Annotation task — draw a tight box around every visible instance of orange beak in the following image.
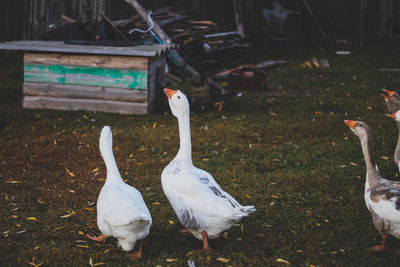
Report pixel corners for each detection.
[382,89,395,100]
[163,88,177,99]
[388,111,397,119]
[344,120,356,129]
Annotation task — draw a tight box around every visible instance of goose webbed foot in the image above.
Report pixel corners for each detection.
[87,234,107,243]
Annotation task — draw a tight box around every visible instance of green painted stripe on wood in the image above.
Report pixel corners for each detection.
[24,64,148,89]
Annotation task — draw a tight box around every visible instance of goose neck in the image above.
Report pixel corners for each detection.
[175,112,193,164]
[359,132,379,180]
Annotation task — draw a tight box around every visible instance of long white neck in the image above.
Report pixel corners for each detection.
[175,111,193,165]
[394,121,400,166]
[100,143,122,184]
[359,131,380,185]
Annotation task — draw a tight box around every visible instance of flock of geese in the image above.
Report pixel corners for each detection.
[85,88,400,258]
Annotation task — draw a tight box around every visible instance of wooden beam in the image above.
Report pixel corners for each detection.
[23,82,147,102]
[24,64,148,89]
[23,96,148,115]
[24,53,148,70]
[233,0,245,38]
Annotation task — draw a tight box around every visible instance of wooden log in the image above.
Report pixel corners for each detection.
[23,96,148,115]
[100,12,129,41]
[23,82,147,102]
[24,64,148,89]
[24,53,148,70]
[213,60,288,80]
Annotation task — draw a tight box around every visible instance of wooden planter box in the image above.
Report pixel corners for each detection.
[0,41,174,115]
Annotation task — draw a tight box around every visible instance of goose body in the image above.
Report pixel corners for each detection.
[345,120,400,250]
[382,89,400,170]
[162,89,255,250]
[88,126,152,258]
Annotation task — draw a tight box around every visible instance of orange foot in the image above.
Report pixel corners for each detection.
[129,240,142,259]
[371,245,386,251]
[201,231,213,252]
[87,234,107,243]
[178,229,191,234]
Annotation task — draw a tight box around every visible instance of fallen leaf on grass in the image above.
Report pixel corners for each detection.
[380,156,390,160]
[350,162,357,166]
[60,214,73,218]
[83,207,94,211]
[103,248,111,254]
[276,258,290,264]
[216,258,230,263]
[153,122,157,128]
[12,215,18,219]
[16,229,27,234]
[65,168,76,177]
[92,167,99,173]
[89,257,93,267]
[52,226,64,232]
[168,220,174,225]
[93,263,106,266]
[272,195,280,199]
[78,231,84,235]
[7,180,22,184]
[26,217,37,221]
[77,245,89,248]
[37,199,45,204]
[152,202,160,205]
[166,258,178,262]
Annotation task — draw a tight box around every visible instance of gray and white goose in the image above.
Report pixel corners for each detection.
[382,89,400,171]
[162,88,255,251]
[345,120,400,250]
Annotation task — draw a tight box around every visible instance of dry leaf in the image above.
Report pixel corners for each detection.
[94,263,106,266]
[34,263,44,267]
[89,257,93,267]
[60,214,72,218]
[12,215,18,219]
[83,207,94,211]
[26,217,37,221]
[216,258,230,263]
[78,231,84,235]
[16,229,27,234]
[202,158,209,161]
[276,258,290,264]
[246,194,252,199]
[350,162,357,166]
[104,248,111,254]
[272,195,280,199]
[166,258,178,262]
[37,199,45,204]
[380,156,390,160]
[152,202,160,205]
[65,168,76,177]
[168,220,174,225]
[77,245,89,248]
[92,167,99,173]
[153,122,157,128]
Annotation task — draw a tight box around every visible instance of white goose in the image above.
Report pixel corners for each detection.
[345,120,400,250]
[87,126,152,258]
[162,88,256,251]
[382,89,400,170]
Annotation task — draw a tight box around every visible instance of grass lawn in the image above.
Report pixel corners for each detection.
[1,40,400,266]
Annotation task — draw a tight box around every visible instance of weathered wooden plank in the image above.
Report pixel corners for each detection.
[24,64,148,89]
[24,53,148,70]
[0,41,176,57]
[23,96,148,115]
[23,82,147,102]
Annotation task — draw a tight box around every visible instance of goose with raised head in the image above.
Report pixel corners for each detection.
[87,126,152,259]
[382,89,400,170]
[162,88,256,251]
[345,120,400,251]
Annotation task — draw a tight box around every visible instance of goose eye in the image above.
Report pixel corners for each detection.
[177,96,181,99]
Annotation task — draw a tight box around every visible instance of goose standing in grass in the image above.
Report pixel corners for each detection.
[162,88,255,251]
[382,89,400,170]
[345,120,400,250]
[87,126,152,259]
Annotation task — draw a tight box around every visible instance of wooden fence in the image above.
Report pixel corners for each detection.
[1,0,398,43]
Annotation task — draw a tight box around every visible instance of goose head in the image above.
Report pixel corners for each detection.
[163,88,189,118]
[388,110,400,121]
[345,120,370,138]
[382,89,400,113]
[99,126,113,155]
